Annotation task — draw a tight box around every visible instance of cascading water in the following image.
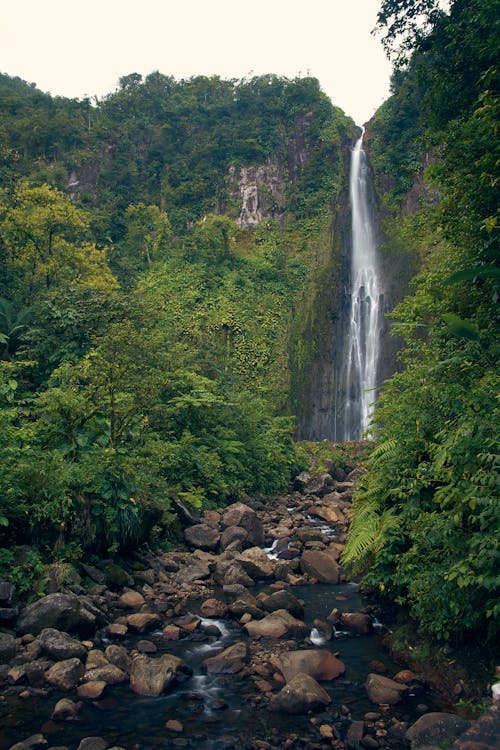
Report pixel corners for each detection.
[340,132,382,440]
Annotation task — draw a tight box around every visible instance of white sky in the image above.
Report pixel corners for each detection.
[1,0,393,125]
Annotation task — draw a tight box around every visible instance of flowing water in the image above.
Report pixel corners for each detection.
[339,133,383,440]
[0,507,443,750]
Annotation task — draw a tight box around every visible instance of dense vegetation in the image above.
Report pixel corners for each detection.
[0,72,356,590]
[343,0,499,643]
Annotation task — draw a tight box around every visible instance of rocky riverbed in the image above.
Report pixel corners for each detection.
[0,467,497,750]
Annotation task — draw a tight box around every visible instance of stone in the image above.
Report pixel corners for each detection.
[103,563,132,588]
[222,502,264,546]
[341,613,372,634]
[365,673,409,705]
[244,609,308,639]
[165,719,184,732]
[277,650,345,682]
[199,598,227,618]
[7,734,48,750]
[202,642,249,674]
[76,739,108,750]
[220,525,250,551]
[77,681,107,699]
[51,698,82,721]
[270,673,331,714]
[130,653,192,696]
[126,612,162,633]
[45,658,85,690]
[17,593,96,637]
[106,623,128,639]
[300,550,340,583]
[163,625,181,641]
[184,524,220,551]
[116,591,145,609]
[393,669,416,683]
[173,614,201,632]
[303,473,335,497]
[0,632,16,663]
[38,628,87,661]
[83,665,127,685]
[347,720,365,748]
[104,644,131,673]
[213,559,253,587]
[405,712,471,748]
[308,504,342,524]
[85,649,108,670]
[237,547,274,580]
[175,562,211,583]
[260,590,304,619]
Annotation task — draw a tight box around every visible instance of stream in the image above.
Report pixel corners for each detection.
[0,505,443,750]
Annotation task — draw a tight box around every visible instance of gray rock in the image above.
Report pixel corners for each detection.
[300,550,340,583]
[365,673,408,705]
[7,734,48,750]
[222,503,264,546]
[45,658,85,690]
[236,547,274,580]
[244,609,308,639]
[270,673,331,714]
[260,590,304,619]
[38,628,87,661]
[347,720,365,749]
[184,524,220,551]
[202,641,249,674]
[0,632,16,663]
[303,473,335,497]
[220,525,250,551]
[17,594,96,637]
[129,654,192,696]
[175,562,211,583]
[405,712,471,748]
[213,559,253,587]
[51,698,82,721]
[83,664,128,685]
[277,649,345,682]
[0,581,16,604]
[76,739,108,750]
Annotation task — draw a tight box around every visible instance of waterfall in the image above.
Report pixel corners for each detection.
[339,133,382,440]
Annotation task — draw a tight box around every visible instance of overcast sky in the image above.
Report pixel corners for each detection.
[1,0,393,125]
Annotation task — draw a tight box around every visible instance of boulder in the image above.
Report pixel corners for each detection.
[7,734,48,750]
[341,613,372,634]
[365,673,409,705]
[106,623,128,639]
[202,641,249,674]
[85,649,108,670]
[17,593,96,637]
[51,697,82,721]
[102,563,133,588]
[0,632,16,663]
[303,473,335,497]
[270,673,331,714]
[405,712,470,749]
[308,504,343,525]
[0,581,16,604]
[277,649,345,682]
[83,665,128,685]
[175,562,211,583]
[244,609,308,639]
[116,591,145,609]
[199,598,227,618]
[129,653,192,696]
[300,550,340,583]
[45,658,85,690]
[126,612,162,633]
[260,590,304,619]
[38,628,87,661]
[76,739,108,750]
[77,680,107,699]
[220,525,250,551]
[184,524,220,551]
[104,644,131,673]
[173,614,201,632]
[213,559,253,587]
[237,547,274,580]
[222,503,264,546]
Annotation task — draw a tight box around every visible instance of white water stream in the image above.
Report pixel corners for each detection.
[341,133,382,440]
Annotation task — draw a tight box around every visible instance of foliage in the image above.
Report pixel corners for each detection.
[344,0,500,643]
